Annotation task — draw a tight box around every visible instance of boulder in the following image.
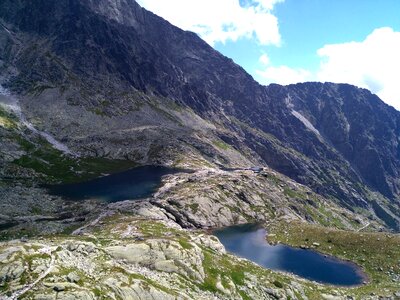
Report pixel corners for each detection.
[66,272,81,283]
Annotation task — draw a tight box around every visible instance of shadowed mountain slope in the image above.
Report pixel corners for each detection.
[0,0,399,229]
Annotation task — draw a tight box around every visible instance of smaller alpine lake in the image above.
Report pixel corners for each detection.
[46,166,182,203]
[214,224,367,286]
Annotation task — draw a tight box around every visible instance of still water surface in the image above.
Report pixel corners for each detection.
[214,224,366,286]
[47,166,181,202]
[48,168,366,286]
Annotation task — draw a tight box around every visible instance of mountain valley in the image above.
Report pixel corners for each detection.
[0,0,400,299]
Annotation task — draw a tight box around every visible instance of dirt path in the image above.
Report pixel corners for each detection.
[6,247,55,300]
[357,222,370,232]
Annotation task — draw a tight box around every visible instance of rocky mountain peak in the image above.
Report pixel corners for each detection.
[1,2,400,299]
[82,0,145,28]
[0,0,399,229]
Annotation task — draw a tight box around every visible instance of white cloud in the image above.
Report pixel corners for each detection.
[316,27,400,109]
[255,0,285,10]
[256,65,312,85]
[136,0,283,46]
[254,27,400,109]
[256,53,311,85]
[259,53,270,65]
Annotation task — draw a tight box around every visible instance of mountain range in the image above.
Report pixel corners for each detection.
[1,0,400,299]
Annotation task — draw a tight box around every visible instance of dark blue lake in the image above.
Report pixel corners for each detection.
[46,166,181,203]
[214,224,366,286]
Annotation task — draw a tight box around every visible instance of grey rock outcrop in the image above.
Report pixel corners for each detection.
[0,0,399,230]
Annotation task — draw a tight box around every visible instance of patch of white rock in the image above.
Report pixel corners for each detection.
[0,84,75,156]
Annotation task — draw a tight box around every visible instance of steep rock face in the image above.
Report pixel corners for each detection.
[0,0,399,226]
[285,82,400,199]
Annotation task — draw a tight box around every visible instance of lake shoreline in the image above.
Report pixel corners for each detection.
[211,223,369,287]
[43,165,188,202]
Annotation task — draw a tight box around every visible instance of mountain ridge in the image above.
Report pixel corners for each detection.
[2,1,400,299]
[0,0,399,228]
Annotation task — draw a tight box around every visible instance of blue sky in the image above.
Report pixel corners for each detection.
[216,0,400,74]
[137,0,400,109]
